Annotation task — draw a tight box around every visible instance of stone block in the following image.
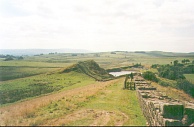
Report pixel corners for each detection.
[163,118,182,126]
[160,103,184,119]
[138,87,157,90]
[159,115,163,125]
[184,106,194,125]
[142,93,150,98]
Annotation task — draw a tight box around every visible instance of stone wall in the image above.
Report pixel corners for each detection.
[134,76,194,126]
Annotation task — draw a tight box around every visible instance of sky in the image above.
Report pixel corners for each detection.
[0,0,194,52]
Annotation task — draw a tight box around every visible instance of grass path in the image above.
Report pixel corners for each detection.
[43,78,146,126]
[0,78,118,126]
[0,77,146,126]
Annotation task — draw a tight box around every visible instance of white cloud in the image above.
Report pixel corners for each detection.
[0,0,194,52]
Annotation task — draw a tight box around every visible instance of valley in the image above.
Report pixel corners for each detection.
[0,51,194,126]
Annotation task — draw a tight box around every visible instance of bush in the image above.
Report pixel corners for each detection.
[157,65,185,80]
[176,79,194,97]
[151,64,159,68]
[157,78,177,87]
[142,71,158,82]
[4,57,14,61]
[158,80,169,87]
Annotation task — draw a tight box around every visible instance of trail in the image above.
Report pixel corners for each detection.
[0,79,119,126]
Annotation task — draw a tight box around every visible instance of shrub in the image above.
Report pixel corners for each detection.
[158,80,169,87]
[142,71,158,82]
[4,57,14,61]
[176,79,194,97]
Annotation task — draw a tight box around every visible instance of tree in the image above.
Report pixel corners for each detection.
[192,60,194,64]
[182,59,186,64]
[173,60,179,66]
[185,59,190,64]
[4,57,14,61]
[129,72,133,81]
[157,64,185,80]
[124,74,129,89]
[142,71,158,82]
[18,56,24,60]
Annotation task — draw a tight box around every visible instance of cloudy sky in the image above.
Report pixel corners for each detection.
[0,0,194,52]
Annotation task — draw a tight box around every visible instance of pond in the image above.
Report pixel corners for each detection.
[109,71,137,77]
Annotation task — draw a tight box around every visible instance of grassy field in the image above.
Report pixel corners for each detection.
[0,78,146,126]
[2,51,194,69]
[184,74,194,83]
[0,66,61,81]
[0,71,95,105]
[1,51,194,81]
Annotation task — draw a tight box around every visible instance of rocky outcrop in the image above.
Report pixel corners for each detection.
[62,60,114,81]
[134,76,194,126]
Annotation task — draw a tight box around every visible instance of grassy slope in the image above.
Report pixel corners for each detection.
[62,60,114,81]
[184,74,194,83]
[0,71,95,105]
[82,78,146,126]
[0,66,60,81]
[145,68,194,101]
[0,59,72,81]
[151,81,194,102]
[0,60,112,105]
[0,78,146,126]
[0,72,96,125]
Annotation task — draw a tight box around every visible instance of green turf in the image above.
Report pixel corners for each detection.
[79,80,146,126]
[184,74,194,83]
[0,71,95,105]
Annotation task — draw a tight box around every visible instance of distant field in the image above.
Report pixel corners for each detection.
[0,71,95,105]
[1,51,194,71]
[0,66,60,81]
[184,74,194,83]
[1,52,194,82]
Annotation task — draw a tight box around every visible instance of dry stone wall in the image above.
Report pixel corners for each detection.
[134,76,194,126]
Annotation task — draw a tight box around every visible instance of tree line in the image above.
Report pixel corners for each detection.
[142,59,194,97]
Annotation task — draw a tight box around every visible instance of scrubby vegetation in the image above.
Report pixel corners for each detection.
[157,65,185,80]
[142,71,158,82]
[176,79,194,97]
[151,59,194,97]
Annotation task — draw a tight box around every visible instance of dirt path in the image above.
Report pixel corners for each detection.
[0,79,119,126]
[46,109,128,126]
